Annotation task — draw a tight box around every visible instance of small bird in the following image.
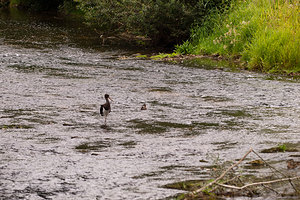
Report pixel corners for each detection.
[141,103,147,110]
[100,94,112,125]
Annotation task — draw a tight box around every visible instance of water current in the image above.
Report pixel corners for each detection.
[0,9,299,200]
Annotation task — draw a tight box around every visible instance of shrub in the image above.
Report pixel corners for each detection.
[74,0,232,46]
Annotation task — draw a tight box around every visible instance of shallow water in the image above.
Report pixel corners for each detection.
[0,9,300,200]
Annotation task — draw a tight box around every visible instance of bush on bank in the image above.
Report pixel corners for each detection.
[9,0,64,11]
[73,0,232,46]
[4,0,232,47]
[176,0,300,74]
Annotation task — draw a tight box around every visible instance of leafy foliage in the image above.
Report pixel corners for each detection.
[10,0,64,11]
[176,0,300,73]
[6,0,232,46]
[74,0,232,46]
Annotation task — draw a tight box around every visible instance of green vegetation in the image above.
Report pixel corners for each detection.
[128,119,197,134]
[3,0,232,46]
[150,53,178,60]
[73,0,232,46]
[75,141,111,152]
[9,0,64,11]
[5,0,78,15]
[2,0,298,73]
[176,0,300,74]
[261,143,299,153]
[128,119,168,134]
[278,144,287,152]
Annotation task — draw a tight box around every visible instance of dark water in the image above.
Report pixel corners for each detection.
[0,9,299,200]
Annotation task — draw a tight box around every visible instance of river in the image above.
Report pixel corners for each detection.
[0,9,299,200]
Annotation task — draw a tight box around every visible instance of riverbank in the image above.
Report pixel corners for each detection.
[135,52,300,80]
[1,0,299,75]
[176,0,299,75]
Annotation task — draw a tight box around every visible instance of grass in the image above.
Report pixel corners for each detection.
[176,0,300,74]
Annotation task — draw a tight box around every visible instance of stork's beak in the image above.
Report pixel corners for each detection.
[109,97,113,102]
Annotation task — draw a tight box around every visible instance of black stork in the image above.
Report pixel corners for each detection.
[100,94,112,125]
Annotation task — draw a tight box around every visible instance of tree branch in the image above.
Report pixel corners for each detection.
[192,148,253,194]
[252,149,298,192]
[216,176,300,190]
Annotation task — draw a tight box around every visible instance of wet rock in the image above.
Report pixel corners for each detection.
[287,159,300,169]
